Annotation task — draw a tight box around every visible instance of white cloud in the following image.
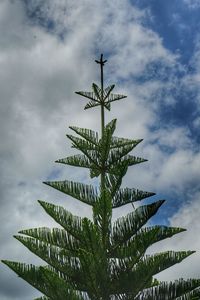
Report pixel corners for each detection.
[180,34,200,107]
[183,0,200,9]
[122,124,200,200]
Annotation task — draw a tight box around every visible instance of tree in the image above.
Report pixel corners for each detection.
[2,54,200,300]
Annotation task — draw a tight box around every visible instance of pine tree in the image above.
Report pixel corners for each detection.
[2,54,200,300]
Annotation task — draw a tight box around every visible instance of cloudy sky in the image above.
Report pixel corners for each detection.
[0,0,200,299]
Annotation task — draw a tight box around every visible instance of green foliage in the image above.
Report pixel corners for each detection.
[2,55,200,299]
[76,82,127,111]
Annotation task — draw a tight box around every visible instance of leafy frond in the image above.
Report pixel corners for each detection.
[1,260,84,300]
[76,84,126,111]
[110,226,186,259]
[111,200,165,245]
[93,189,112,247]
[84,101,102,110]
[55,154,93,168]
[78,248,110,299]
[75,91,99,102]
[14,235,81,280]
[110,136,143,149]
[18,227,81,253]
[106,93,127,104]
[69,126,99,145]
[108,155,147,176]
[80,218,101,254]
[103,101,111,111]
[74,218,111,298]
[38,201,83,241]
[43,180,98,206]
[111,251,195,295]
[99,119,117,163]
[121,155,148,166]
[107,146,139,167]
[67,135,97,151]
[92,83,102,100]
[55,153,101,178]
[75,84,103,111]
[112,188,155,208]
[103,118,117,137]
[134,279,200,300]
[105,168,128,198]
[103,84,115,100]
[84,99,111,111]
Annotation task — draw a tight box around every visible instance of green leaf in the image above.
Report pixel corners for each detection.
[110,136,143,149]
[93,189,112,247]
[103,84,115,101]
[78,220,110,299]
[106,92,127,103]
[103,101,111,111]
[110,226,186,259]
[106,144,147,173]
[43,180,98,206]
[78,248,108,299]
[120,155,148,166]
[75,85,127,111]
[107,145,136,167]
[69,126,99,145]
[84,101,101,110]
[67,135,97,151]
[99,119,117,163]
[76,84,114,111]
[111,200,165,245]
[104,118,117,137]
[14,235,81,280]
[18,227,81,253]
[76,218,110,298]
[75,90,99,102]
[80,218,102,255]
[111,251,195,295]
[105,174,122,196]
[108,156,147,176]
[55,153,101,178]
[38,201,83,241]
[110,161,130,177]
[55,154,92,168]
[92,83,102,100]
[90,166,101,178]
[66,135,100,169]
[105,165,129,198]
[1,260,84,300]
[112,188,155,208]
[134,279,200,300]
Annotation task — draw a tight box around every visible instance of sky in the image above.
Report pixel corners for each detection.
[0,0,200,299]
